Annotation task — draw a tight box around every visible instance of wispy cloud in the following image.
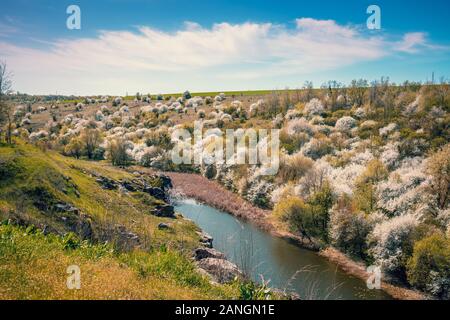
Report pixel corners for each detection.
[0,18,443,94]
[394,32,447,53]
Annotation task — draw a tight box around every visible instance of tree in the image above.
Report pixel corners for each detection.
[308,182,334,243]
[329,196,371,257]
[354,159,388,214]
[274,196,314,242]
[64,137,83,159]
[79,128,102,159]
[407,233,450,299]
[0,61,13,144]
[348,79,368,107]
[274,186,334,244]
[302,81,314,102]
[107,138,131,166]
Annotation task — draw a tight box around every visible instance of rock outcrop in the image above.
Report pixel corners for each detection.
[194,247,225,260]
[197,258,242,284]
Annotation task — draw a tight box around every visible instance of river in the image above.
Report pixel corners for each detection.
[174,198,392,300]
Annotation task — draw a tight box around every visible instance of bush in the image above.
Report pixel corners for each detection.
[335,116,357,132]
[92,147,105,160]
[107,138,132,166]
[64,137,83,159]
[329,196,371,257]
[427,144,450,209]
[274,188,332,243]
[369,214,419,276]
[80,128,102,159]
[183,91,192,100]
[274,196,314,241]
[353,159,388,214]
[407,234,450,299]
[277,153,313,182]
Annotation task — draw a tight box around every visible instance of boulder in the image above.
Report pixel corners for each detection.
[114,225,140,251]
[159,175,173,190]
[197,258,242,284]
[54,203,79,214]
[158,222,170,230]
[120,180,137,192]
[96,177,118,190]
[152,204,175,218]
[143,186,167,201]
[194,247,225,261]
[197,231,213,248]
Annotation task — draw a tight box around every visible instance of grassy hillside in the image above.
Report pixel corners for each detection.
[0,141,196,249]
[0,141,240,299]
[0,223,235,299]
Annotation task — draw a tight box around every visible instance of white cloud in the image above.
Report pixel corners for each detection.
[0,18,439,95]
[395,32,427,53]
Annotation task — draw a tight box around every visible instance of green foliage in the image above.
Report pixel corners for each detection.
[0,156,21,182]
[307,183,334,243]
[407,233,450,298]
[274,183,334,243]
[353,159,388,214]
[238,279,273,300]
[108,138,131,166]
[62,232,81,250]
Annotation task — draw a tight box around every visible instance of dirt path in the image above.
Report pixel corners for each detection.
[132,167,428,300]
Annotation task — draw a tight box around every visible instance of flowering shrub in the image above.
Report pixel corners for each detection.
[329,197,371,257]
[379,123,398,137]
[303,98,324,116]
[286,118,315,136]
[335,116,357,132]
[369,214,419,274]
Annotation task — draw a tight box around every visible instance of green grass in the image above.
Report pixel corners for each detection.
[0,141,248,299]
[0,141,202,251]
[0,223,238,299]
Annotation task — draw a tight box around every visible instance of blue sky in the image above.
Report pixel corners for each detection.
[1,0,449,95]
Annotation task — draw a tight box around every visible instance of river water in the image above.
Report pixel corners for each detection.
[174,198,392,300]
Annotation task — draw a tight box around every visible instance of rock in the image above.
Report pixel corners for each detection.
[197,258,242,284]
[158,222,170,230]
[54,203,79,214]
[159,175,173,190]
[114,225,140,251]
[152,204,175,218]
[194,247,225,261]
[197,231,213,248]
[120,180,137,192]
[143,186,167,201]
